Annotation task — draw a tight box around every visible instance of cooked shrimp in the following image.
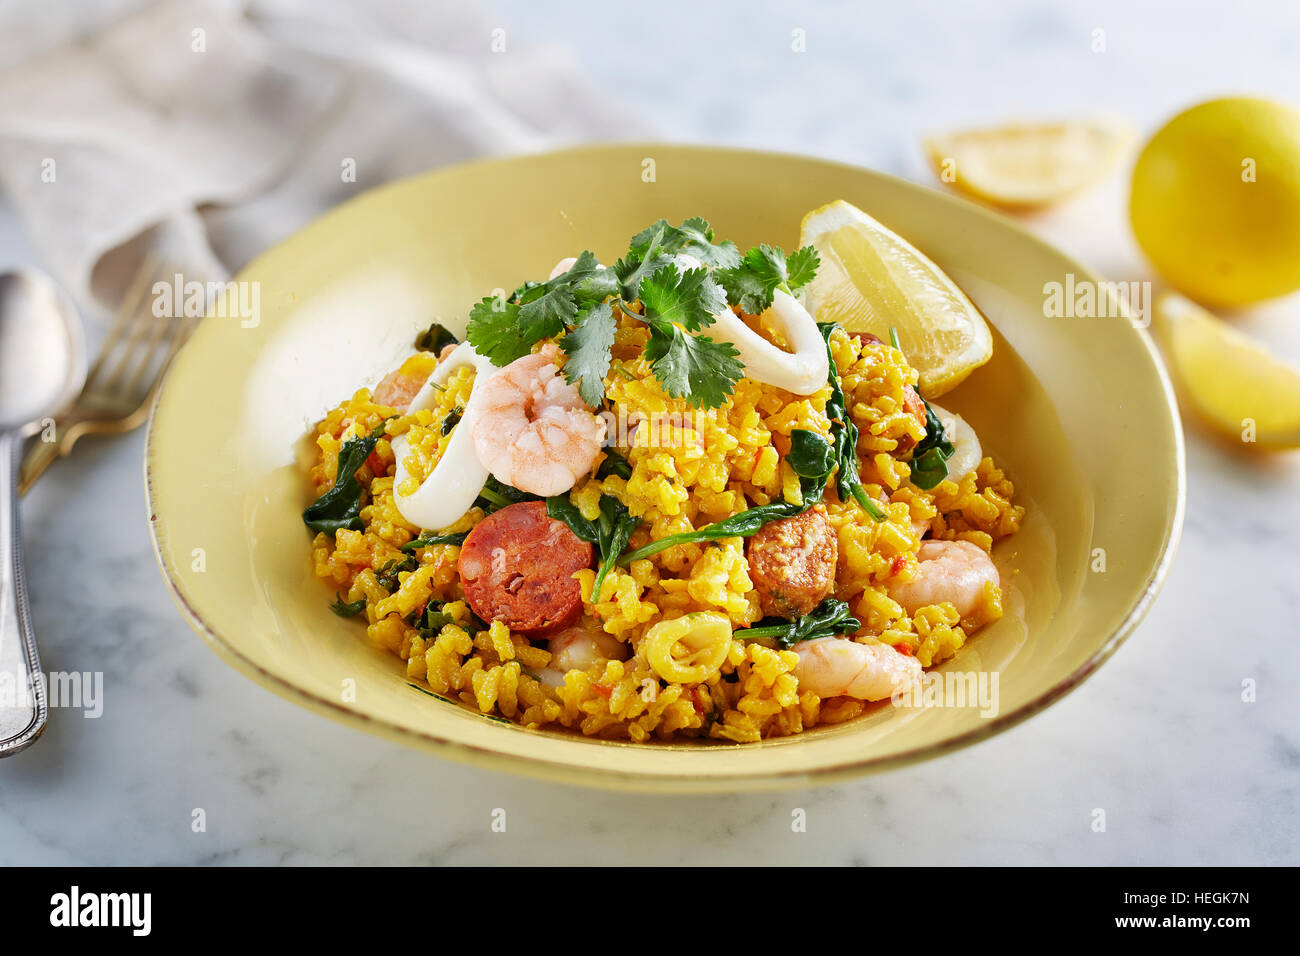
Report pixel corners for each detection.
[887,539,998,620]
[536,619,628,685]
[471,344,606,496]
[372,362,432,411]
[792,637,922,701]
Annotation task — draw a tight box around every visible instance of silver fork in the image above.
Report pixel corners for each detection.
[19,256,196,495]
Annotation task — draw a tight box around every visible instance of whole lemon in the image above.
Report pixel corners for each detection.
[1130,97,1300,308]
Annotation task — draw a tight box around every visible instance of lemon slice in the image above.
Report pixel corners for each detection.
[924,119,1132,209]
[1154,293,1300,448]
[799,199,992,396]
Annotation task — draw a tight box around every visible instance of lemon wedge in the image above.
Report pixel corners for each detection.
[799,199,992,396]
[1154,293,1300,448]
[924,119,1132,210]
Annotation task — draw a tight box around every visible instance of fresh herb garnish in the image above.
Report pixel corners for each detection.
[641,317,744,409]
[329,594,367,617]
[546,494,640,601]
[464,218,792,410]
[401,531,468,552]
[302,420,388,534]
[560,300,617,407]
[628,217,742,270]
[469,251,618,370]
[414,322,458,353]
[716,244,820,315]
[465,296,549,367]
[614,228,746,408]
[909,397,955,490]
[819,323,887,522]
[639,263,728,331]
[507,280,541,304]
[740,598,861,648]
[635,261,745,408]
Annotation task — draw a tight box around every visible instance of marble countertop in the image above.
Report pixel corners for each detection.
[2,0,1298,865]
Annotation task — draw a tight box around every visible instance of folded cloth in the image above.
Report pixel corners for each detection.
[0,0,647,319]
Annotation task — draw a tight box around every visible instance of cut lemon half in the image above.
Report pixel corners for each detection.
[799,199,992,396]
[924,119,1132,210]
[1154,292,1300,449]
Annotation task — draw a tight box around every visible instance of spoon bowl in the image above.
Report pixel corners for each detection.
[0,270,85,432]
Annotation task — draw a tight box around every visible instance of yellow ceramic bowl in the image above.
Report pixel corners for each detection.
[146,145,1184,791]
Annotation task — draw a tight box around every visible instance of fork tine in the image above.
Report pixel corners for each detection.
[120,273,183,398]
[84,251,161,392]
[135,284,199,397]
[97,278,168,394]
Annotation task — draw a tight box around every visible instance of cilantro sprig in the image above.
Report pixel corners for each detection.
[717,244,820,315]
[467,250,615,369]
[464,218,802,410]
[560,301,617,407]
[628,217,742,270]
[632,259,744,408]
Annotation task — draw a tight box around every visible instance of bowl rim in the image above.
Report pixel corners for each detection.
[144,142,1186,792]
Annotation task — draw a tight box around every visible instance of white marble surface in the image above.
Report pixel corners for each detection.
[2,0,1299,865]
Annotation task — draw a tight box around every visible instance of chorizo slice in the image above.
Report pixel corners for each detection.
[457,501,593,633]
[746,505,838,618]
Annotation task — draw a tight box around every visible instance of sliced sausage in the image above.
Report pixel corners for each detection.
[746,506,838,618]
[457,501,593,634]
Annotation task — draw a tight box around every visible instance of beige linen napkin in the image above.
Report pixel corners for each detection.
[0,0,646,318]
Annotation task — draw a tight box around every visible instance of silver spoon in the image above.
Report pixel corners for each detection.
[0,269,85,756]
